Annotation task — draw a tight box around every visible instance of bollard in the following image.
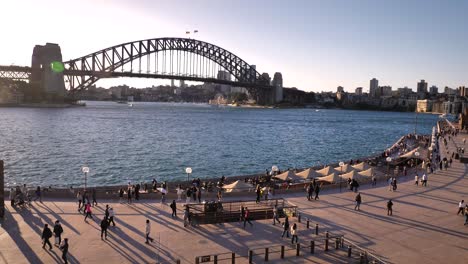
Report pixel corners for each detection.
[360,252,365,264]
[231,252,236,264]
[341,236,345,248]
[325,238,329,251]
[296,243,300,256]
[307,219,310,229]
[214,255,218,264]
[248,250,253,264]
[264,248,269,262]
[176,260,180,264]
[298,213,301,223]
[195,257,200,264]
[347,246,352,257]
[325,231,329,238]
[280,245,285,259]
[315,224,319,235]
[310,240,315,254]
[335,238,339,249]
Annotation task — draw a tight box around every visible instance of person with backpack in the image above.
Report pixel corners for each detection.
[59,238,69,263]
[41,224,53,250]
[53,220,64,246]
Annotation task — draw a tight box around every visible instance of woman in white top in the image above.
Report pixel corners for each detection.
[290,223,298,244]
[414,175,419,186]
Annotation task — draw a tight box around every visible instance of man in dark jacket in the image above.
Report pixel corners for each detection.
[59,238,69,263]
[42,224,53,250]
[170,200,177,218]
[53,220,64,246]
[100,217,109,240]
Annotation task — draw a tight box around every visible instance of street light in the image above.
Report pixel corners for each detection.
[185,167,192,183]
[339,161,344,192]
[415,151,420,176]
[386,157,392,179]
[81,166,90,191]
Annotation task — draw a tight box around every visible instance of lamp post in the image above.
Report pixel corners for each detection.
[185,167,192,183]
[386,157,392,179]
[339,161,344,193]
[81,166,90,191]
[415,151,420,176]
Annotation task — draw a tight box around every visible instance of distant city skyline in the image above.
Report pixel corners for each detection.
[1,0,467,92]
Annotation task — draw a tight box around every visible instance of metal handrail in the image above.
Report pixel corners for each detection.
[342,237,388,264]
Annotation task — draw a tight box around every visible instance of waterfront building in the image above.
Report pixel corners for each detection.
[417,80,428,93]
[459,86,467,97]
[369,78,379,98]
[381,86,392,97]
[429,85,438,95]
[417,99,433,112]
[355,87,363,95]
[337,86,344,93]
[397,87,413,97]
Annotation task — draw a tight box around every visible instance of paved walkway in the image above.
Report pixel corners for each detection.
[1,133,467,264]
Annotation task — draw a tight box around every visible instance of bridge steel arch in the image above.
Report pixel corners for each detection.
[63,38,273,103]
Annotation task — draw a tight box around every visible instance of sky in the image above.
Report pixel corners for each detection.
[1,0,467,92]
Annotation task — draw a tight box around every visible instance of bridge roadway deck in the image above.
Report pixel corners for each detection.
[0,134,467,264]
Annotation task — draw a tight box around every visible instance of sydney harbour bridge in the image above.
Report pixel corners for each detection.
[0,38,285,105]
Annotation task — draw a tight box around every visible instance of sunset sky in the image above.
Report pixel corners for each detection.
[1,0,467,92]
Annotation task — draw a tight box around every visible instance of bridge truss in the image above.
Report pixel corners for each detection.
[0,66,31,82]
[63,38,272,101]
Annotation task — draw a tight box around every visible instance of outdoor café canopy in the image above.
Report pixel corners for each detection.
[316,166,337,176]
[274,170,304,182]
[334,164,356,174]
[316,172,340,183]
[398,147,428,160]
[296,168,321,180]
[352,162,371,171]
[222,180,253,193]
[357,168,374,178]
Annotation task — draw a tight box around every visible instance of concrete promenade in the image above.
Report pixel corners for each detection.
[1,133,467,264]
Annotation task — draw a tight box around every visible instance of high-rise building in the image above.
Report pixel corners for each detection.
[381,86,392,97]
[459,86,467,97]
[370,78,379,98]
[272,72,283,103]
[355,87,363,95]
[429,85,438,95]
[444,86,457,95]
[417,80,428,93]
[337,86,344,93]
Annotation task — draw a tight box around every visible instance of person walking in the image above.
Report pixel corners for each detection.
[127,187,132,204]
[170,200,177,218]
[281,217,290,238]
[314,184,321,200]
[100,217,108,240]
[34,186,42,202]
[9,188,15,207]
[186,187,192,204]
[197,187,202,203]
[92,188,97,207]
[290,223,298,244]
[355,193,362,211]
[240,205,245,223]
[392,178,397,191]
[183,205,190,227]
[84,202,93,221]
[59,238,69,264]
[176,185,183,201]
[108,207,116,226]
[464,205,468,225]
[414,175,419,186]
[105,204,110,221]
[273,204,281,225]
[457,200,465,215]
[118,188,124,203]
[77,191,82,212]
[145,219,154,244]
[42,224,53,250]
[388,177,393,191]
[422,174,428,187]
[243,207,253,228]
[255,185,261,204]
[53,220,64,246]
[307,183,313,201]
[387,199,394,216]
[371,175,377,187]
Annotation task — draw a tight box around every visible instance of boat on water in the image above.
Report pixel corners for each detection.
[128,103,133,107]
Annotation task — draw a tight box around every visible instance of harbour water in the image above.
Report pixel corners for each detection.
[0,101,438,188]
